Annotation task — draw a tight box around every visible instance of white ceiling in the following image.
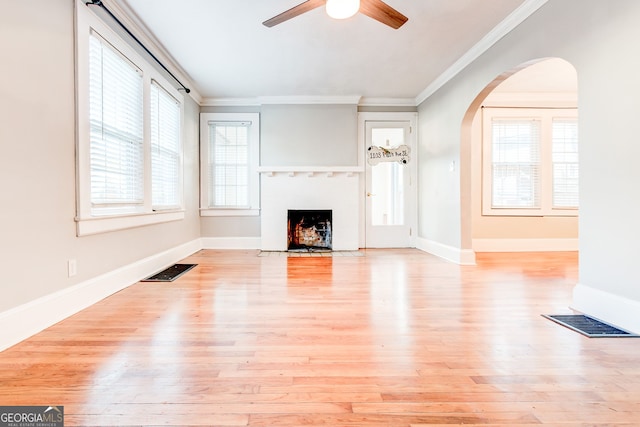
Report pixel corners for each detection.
[120,0,532,103]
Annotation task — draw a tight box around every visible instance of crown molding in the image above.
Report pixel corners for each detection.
[201,96,420,107]
[414,0,549,106]
[200,98,262,107]
[101,0,203,104]
[202,95,362,106]
[258,95,362,105]
[358,97,417,107]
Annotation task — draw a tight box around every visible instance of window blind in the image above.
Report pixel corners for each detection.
[552,119,579,208]
[150,81,181,209]
[209,122,250,208]
[491,119,541,208]
[89,32,144,209]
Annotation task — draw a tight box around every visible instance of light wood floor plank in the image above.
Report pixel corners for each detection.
[2,249,640,426]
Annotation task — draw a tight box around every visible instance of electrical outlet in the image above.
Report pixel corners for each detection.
[68,259,77,277]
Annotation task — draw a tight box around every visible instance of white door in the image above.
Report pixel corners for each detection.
[364,120,414,248]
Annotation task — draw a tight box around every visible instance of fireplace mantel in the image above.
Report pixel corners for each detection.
[258,166,363,177]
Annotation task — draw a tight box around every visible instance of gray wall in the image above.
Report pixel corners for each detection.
[261,104,358,167]
[0,0,201,313]
[199,103,359,238]
[417,0,640,301]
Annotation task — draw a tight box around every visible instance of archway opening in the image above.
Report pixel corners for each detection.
[461,58,578,253]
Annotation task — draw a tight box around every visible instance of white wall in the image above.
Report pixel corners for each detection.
[417,0,640,331]
[0,0,201,339]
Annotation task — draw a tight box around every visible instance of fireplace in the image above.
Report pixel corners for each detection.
[288,210,332,251]
[260,169,359,251]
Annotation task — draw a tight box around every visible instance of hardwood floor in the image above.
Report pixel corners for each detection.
[1,249,639,426]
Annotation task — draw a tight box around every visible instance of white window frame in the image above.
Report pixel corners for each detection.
[75,0,184,236]
[200,113,260,216]
[482,107,578,217]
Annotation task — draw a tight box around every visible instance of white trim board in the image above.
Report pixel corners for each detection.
[473,238,579,252]
[0,239,202,352]
[415,237,477,265]
[572,283,640,335]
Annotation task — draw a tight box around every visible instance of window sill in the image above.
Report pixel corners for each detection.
[200,208,260,217]
[76,210,185,236]
[481,208,578,217]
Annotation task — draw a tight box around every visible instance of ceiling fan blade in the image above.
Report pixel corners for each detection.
[263,0,326,27]
[359,0,408,29]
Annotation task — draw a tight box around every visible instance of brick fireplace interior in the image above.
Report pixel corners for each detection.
[287,209,332,251]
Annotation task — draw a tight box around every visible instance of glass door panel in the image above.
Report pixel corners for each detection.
[365,122,411,247]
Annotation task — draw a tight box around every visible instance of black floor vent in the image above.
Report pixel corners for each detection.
[142,264,197,282]
[543,314,639,338]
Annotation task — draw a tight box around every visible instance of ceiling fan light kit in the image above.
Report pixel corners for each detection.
[262,0,407,29]
[325,0,360,20]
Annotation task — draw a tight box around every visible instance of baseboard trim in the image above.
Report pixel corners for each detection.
[472,238,579,252]
[201,237,261,249]
[415,237,476,265]
[571,283,640,335]
[0,238,202,352]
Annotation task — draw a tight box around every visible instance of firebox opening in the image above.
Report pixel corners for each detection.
[287,210,332,252]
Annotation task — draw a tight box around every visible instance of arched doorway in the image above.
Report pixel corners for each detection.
[460,58,578,253]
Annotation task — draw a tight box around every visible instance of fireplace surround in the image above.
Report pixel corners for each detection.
[260,168,360,251]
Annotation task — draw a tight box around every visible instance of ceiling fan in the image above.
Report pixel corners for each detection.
[263,0,408,29]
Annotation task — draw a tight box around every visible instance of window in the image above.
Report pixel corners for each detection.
[89,32,144,213]
[489,119,540,209]
[76,1,184,235]
[200,113,260,216]
[482,108,578,216]
[552,118,579,208]
[150,81,182,209]
[210,122,250,207]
